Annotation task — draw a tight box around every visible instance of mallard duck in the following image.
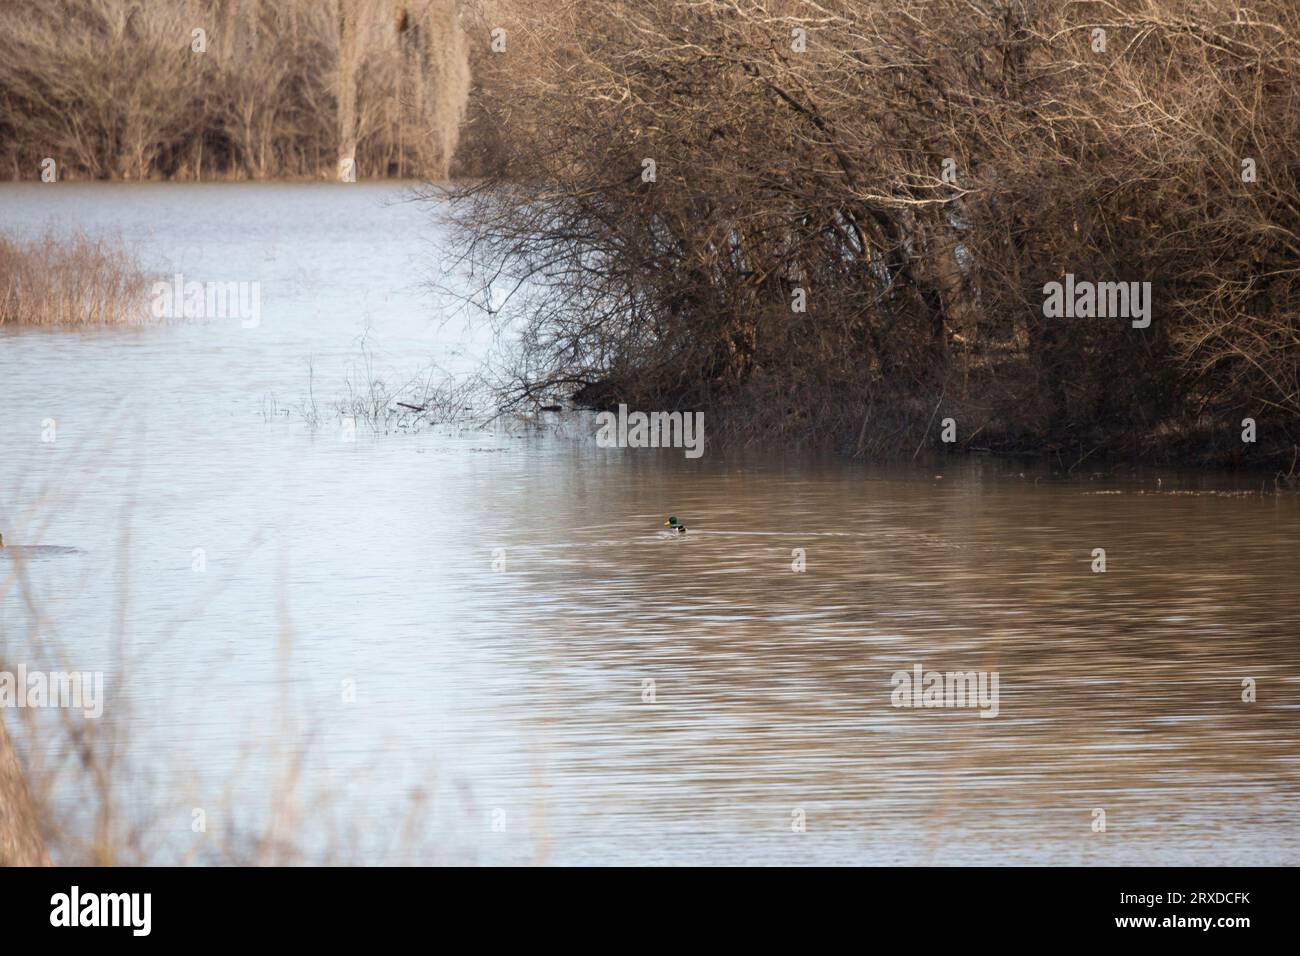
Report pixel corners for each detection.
[663,516,687,534]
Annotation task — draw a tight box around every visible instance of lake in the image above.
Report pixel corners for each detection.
[1,183,1297,865]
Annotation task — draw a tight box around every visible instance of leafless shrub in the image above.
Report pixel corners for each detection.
[443,0,1299,465]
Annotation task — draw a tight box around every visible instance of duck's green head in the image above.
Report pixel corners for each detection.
[664,516,681,527]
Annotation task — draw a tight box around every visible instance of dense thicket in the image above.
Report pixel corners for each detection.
[447,0,1299,467]
[0,0,469,180]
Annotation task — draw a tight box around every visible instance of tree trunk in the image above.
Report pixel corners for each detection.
[337,0,359,178]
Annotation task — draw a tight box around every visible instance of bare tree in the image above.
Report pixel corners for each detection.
[444,0,1298,463]
[0,0,472,181]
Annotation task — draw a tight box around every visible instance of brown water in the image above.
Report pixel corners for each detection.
[1,184,1297,864]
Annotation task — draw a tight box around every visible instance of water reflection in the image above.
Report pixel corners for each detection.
[1,184,1297,864]
[458,453,1300,864]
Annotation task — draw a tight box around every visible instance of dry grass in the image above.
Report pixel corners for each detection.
[0,714,50,865]
[0,424,499,866]
[0,507,451,866]
[0,233,150,327]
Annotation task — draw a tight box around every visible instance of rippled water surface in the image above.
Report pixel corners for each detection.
[2,184,1297,864]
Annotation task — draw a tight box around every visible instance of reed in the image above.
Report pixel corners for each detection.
[0,233,150,327]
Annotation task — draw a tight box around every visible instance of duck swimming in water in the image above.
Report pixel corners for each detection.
[663,516,687,534]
